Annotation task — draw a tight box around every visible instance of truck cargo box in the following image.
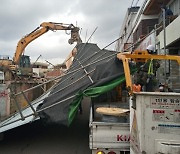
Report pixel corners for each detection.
[89,102,130,154]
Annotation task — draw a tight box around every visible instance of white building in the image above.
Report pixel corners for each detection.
[116,7,140,52]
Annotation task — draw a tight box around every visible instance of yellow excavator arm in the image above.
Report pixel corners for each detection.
[13,22,82,64]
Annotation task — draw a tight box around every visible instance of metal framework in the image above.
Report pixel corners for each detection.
[117,50,180,95]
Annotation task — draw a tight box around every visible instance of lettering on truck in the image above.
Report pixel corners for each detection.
[117,134,130,142]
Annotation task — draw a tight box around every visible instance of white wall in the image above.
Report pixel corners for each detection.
[158,15,180,49]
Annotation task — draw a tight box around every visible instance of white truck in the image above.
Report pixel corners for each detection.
[89,51,180,154]
[89,91,180,154]
[130,92,180,154]
[89,89,130,154]
[116,50,180,154]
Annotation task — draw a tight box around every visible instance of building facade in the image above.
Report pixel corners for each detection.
[115,7,140,52]
[117,0,180,91]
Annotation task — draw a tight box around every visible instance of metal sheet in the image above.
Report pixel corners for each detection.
[0,91,50,133]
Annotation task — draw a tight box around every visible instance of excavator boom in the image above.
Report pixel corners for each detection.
[13,22,82,64]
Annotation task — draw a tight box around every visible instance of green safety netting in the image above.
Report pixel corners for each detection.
[68,75,125,125]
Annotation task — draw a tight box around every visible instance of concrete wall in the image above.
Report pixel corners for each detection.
[0,71,4,81]
[9,81,45,114]
[0,84,10,120]
[169,57,180,91]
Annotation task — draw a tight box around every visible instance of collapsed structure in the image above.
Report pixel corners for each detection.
[1,0,180,153]
[0,43,129,130]
[38,43,127,126]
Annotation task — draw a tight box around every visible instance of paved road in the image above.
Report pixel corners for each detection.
[0,98,91,154]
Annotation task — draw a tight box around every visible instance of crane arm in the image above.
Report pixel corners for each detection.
[117,51,180,95]
[13,22,82,64]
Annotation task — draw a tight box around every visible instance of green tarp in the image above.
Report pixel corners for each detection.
[68,75,126,125]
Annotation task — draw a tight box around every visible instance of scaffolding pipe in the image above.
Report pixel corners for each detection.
[163,8,167,84]
[14,52,117,97]
[75,58,94,83]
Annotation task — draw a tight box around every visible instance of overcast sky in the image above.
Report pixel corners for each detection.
[0,0,143,65]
